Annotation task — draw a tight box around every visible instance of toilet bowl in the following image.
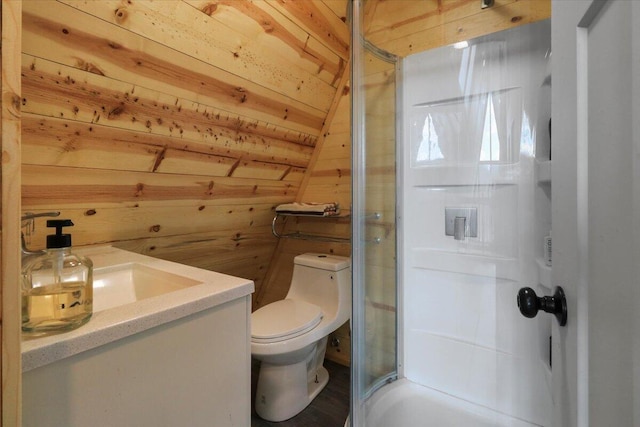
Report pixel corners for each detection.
[251,253,351,422]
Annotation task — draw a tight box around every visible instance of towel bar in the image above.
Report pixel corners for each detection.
[271,213,382,244]
[271,213,351,243]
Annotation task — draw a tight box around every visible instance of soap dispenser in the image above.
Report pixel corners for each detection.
[21,219,93,335]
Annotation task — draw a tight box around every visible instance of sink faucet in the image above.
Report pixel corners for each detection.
[21,211,61,261]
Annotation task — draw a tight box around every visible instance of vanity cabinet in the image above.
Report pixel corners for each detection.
[23,295,251,427]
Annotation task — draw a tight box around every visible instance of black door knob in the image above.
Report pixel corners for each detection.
[517,286,567,326]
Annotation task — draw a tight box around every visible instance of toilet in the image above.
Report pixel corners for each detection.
[251,253,351,422]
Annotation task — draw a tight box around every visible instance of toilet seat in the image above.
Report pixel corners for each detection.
[252,299,323,344]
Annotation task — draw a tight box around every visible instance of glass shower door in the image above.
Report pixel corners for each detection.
[351,0,399,422]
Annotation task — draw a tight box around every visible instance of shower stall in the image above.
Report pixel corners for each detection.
[351,1,556,425]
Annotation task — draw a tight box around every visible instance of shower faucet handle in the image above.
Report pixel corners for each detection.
[445,207,477,239]
[453,216,466,240]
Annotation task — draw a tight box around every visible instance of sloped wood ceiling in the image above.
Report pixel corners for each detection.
[21,0,350,295]
[364,0,550,57]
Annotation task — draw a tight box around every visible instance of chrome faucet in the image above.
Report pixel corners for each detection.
[21,211,60,261]
[453,216,466,241]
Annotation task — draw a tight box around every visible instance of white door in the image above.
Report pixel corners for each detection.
[552,1,640,426]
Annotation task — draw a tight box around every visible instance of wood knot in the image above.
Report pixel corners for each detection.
[114,8,128,24]
[108,104,125,119]
[62,141,76,153]
[75,58,106,76]
[261,21,275,33]
[149,224,161,233]
[10,94,21,111]
[84,209,97,216]
[511,16,523,23]
[201,2,218,16]
[151,147,167,172]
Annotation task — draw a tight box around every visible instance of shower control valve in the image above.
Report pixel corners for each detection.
[445,207,478,240]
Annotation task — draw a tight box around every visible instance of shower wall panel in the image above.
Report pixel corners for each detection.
[401,21,552,426]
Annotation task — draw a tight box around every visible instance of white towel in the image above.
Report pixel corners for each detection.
[276,202,339,216]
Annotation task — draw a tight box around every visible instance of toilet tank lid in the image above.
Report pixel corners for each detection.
[294,253,350,271]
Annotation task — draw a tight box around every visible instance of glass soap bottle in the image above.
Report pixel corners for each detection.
[22,219,93,335]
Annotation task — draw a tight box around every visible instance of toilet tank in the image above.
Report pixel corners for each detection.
[286,253,351,320]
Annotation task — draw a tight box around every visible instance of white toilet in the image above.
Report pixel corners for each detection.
[251,253,351,422]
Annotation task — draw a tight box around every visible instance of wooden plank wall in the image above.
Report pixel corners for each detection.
[255,65,352,308]
[254,64,352,365]
[253,0,351,366]
[2,1,23,425]
[20,0,349,303]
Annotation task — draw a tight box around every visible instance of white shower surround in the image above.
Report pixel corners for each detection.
[400,20,553,426]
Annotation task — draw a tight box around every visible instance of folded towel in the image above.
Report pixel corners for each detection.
[276,202,340,216]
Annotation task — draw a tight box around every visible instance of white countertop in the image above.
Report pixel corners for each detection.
[22,246,254,372]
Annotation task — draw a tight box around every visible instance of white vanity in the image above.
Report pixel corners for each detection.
[22,246,253,427]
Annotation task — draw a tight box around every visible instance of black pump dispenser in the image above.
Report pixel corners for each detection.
[22,218,93,334]
[46,219,74,249]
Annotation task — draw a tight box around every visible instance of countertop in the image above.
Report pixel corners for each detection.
[22,245,254,372]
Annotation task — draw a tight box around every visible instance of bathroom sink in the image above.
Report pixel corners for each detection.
[22,245,254,375]
[92,263,203,312]
[22,245,254,427]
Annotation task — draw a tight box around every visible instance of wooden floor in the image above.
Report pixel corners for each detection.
[251,359,350,427]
